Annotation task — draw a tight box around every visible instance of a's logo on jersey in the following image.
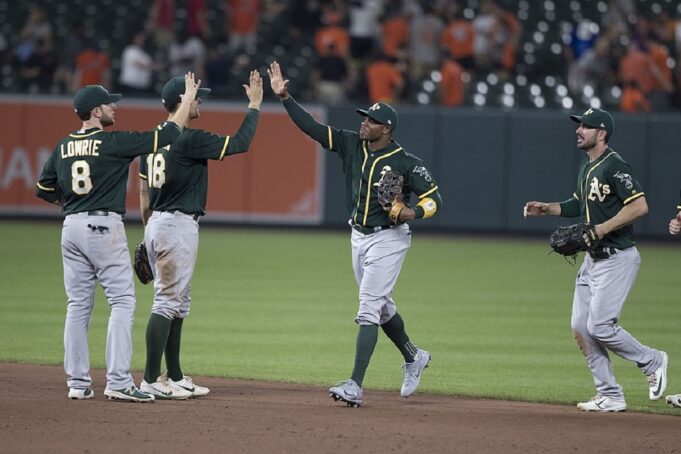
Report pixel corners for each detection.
[613,171,634,190]
[373,166,393,187]
[369,103,381,111]
[412,166,432,183]
[588,177,610,202]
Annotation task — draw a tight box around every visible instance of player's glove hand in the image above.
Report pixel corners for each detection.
[377,170,406,224]
[134,242,154,285]
[549,223,599,258]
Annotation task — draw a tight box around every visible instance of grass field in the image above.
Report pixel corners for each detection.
[1,221,679,414]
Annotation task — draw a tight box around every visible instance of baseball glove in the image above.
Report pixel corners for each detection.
[133,242,153,285]
[377,170,406,224]
[549,223,599,257]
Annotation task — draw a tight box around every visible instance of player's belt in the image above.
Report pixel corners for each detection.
[352,223,392,235]
[589,247,618,260]
[87,210,109,216]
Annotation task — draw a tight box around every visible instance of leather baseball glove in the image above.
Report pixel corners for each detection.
[133,242,154,285]
[377,170,406,224]
[549,223,599,257]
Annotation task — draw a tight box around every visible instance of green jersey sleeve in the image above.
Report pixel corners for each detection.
[607,161,644,205]
[403,157,442,219]
[36,148,61,204]
[109,121,181,158]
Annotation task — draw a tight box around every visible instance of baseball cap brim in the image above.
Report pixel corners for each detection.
[569,114,599,128]
[356,108,384,124]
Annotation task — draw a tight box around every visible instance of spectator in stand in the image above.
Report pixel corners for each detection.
[225,0,262,55]
[439,51,465,107]
[54,22,85,94]
[619,42,672,111]
[365,51,404,103]
[568,37,611,98]
[472,0,498,71]
[314,8,349,58]
[380,9,410,60]
[169,30,206,80]
[71,42,112,93]
[19,38,56,94]
[187,0,211,42]
[620,81,651,113]
[118,32,155,97]
[408,4,444,82]
[205,44,232,96]
[440,3,475,71]
[147,0,176,50]
[646,37,673,111]
[16,6,53,64]
[311,42,348,106]
[494,3,520,80]
[348,0,384,61]
[289,0,324,39]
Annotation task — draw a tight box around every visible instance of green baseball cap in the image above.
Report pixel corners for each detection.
[569,107,614,138]
[73,85,122,113]
[356,102,399,131]
[161,77,211,105]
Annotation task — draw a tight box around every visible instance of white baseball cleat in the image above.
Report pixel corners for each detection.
[141,376,192,400]
[68,387,94,400]
[577,395,626,412]
[167,375,210,397]
[329,379,363,407]
[665,394,681,408]
[647,351,668,400]
[401,349,431,397]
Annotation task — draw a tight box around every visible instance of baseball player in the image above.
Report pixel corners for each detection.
[665,195,681,408]
[137,70,263,399]
[524,107,668,412]
[268,61,442,407]
[36,74,199,402]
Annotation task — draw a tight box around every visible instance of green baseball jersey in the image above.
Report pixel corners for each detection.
[139,110,259,215]
[562,148,644,249]
[36,122,181,214]
[282,97,442,227]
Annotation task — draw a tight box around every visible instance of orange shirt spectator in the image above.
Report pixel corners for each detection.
[647,41,672,90]
[440,19,474,62]
[440,58,465,107]
[619,45,657,94]
[382,15,409,58]
[498,9,520,71]
[72,46,111,91]
[366,58,404,103]
[315,26,350,57]
[227,0,261,34]
[620,83,651,112]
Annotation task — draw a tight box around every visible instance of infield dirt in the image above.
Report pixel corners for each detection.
[1,362,679,454]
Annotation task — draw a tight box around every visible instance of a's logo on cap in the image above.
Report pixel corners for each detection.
[369,103,381,111]
[584,108,594,115]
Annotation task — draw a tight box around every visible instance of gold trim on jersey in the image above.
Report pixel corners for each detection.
[153,130,159,153]
[69,130,103,139]
[417,197,437,218]
[353,142,370,224]
[623,192,645,205]
[361,146,403,225]
[327,126,333,150]
[36,182,55,191]
[418,186,439,199]
[139,173,148,180]
[219,136,231,160]
[580,151,615,224]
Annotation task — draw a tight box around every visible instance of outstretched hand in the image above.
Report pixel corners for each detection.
[523,201,549,218]
[243,69,263,109]
[182,71,201,102]
[267,61,289,99]
[670,212,681,235]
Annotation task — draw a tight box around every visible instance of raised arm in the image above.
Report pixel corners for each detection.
[168,71,201,130]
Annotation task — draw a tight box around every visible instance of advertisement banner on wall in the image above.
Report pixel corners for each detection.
[0,96,324,224]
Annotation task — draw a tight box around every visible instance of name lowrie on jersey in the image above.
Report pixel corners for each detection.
[61,139,102,158]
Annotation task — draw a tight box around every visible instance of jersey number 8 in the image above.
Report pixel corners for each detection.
[146,154,166,189]
[71,160,93,195]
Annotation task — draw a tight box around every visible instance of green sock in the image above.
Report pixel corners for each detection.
[381,313,417,362]
[165,318,184,381]
[144,313,172,383]
[350,324,378,387]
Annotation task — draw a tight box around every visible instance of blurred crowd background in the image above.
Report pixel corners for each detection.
[2,0,681,112]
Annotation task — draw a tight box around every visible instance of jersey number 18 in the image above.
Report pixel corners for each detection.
[146,154,166,189]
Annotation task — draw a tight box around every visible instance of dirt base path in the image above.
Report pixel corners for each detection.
[1,363,678,454]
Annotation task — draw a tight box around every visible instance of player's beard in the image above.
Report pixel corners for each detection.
[577,134,597,150]
[101,115,114,127]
